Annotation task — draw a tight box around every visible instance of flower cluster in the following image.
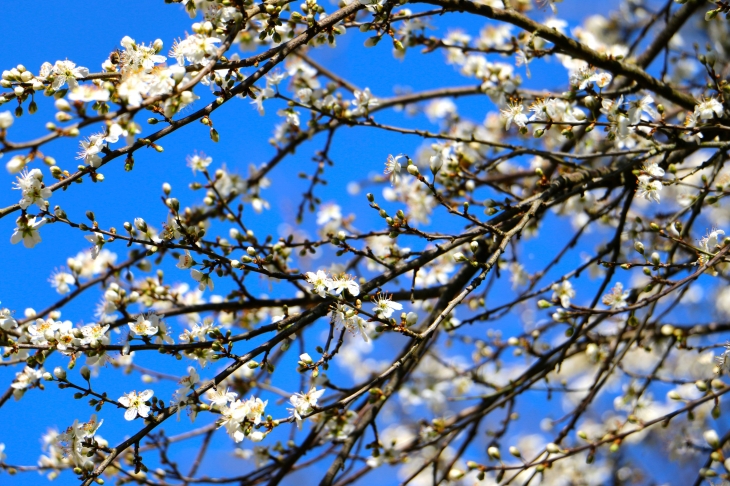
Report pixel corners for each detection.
[288,386,325,429]
[55,415,103,469]
[216,395,269,442]
[305,270,360,298]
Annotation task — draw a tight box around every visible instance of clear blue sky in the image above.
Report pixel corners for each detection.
[9,1,709,485]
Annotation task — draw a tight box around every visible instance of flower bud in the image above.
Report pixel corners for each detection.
[55,98,71,112]
[659,324,674,336]
[134,218,147,232]
[546,443,560,454]
[80,366,91,380]
[54,367,67,380]
[704,429,721,448]
[166,198,180,212]
[537,299,552,309]
[453,252,467,262]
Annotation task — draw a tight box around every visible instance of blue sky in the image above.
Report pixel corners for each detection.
[7,0,716,484]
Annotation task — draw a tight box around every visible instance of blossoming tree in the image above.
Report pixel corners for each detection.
[2,0,730,484]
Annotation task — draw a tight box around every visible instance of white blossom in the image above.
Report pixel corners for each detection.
[288,387,325,428]
[50,60,89,90]
[118,389,154,420]
[500,102,528,130]
[602,282,629,309]
[695,97,723,120]
[372,294,403,319]
[10,216,46,248]
[129,313,160,337]
[551,280,575,308]
[13,168,52,210]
